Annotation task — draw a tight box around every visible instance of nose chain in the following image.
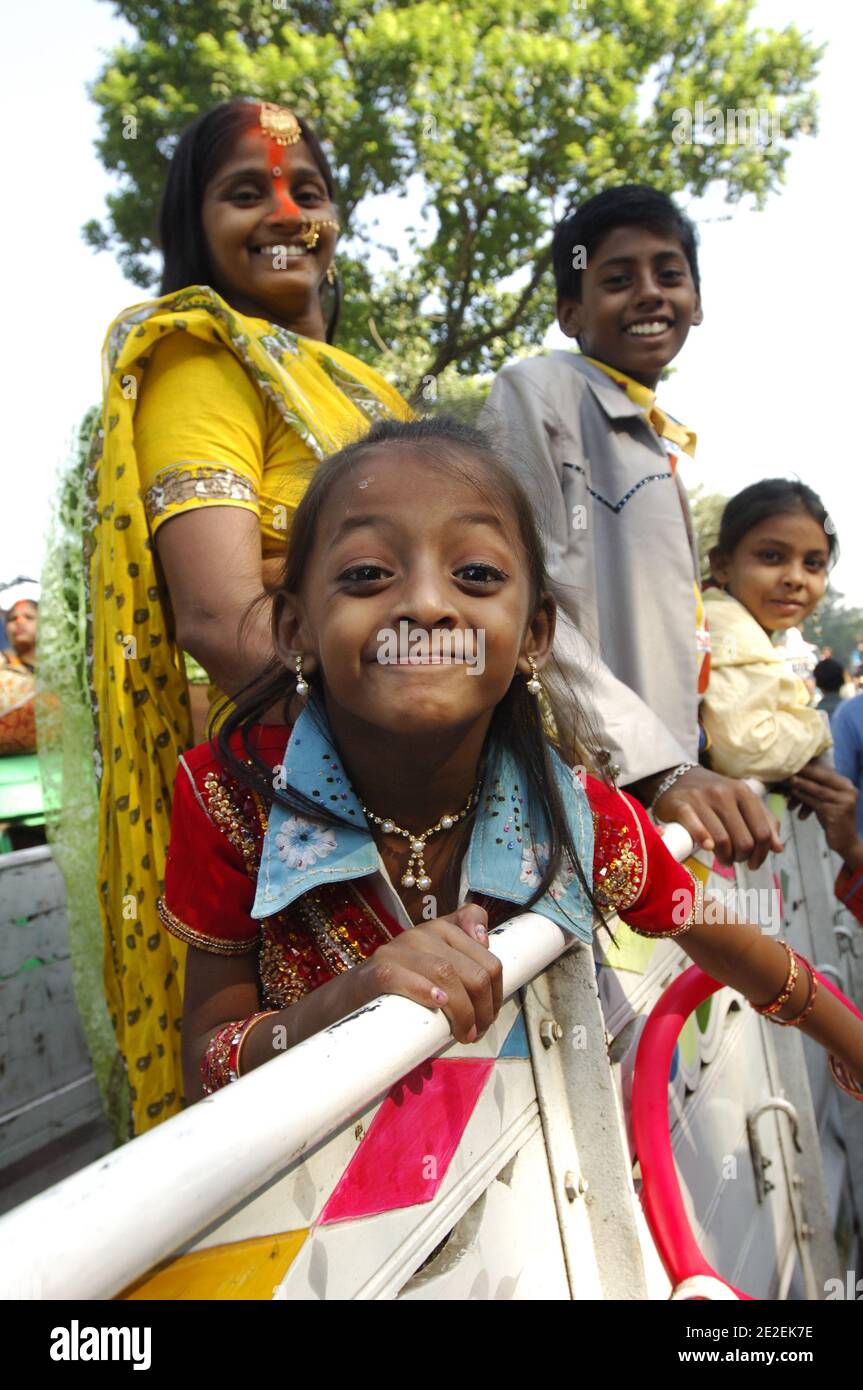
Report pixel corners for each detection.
[264,127,340,249]
[298,217,341,250]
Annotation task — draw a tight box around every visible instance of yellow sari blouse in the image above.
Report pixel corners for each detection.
[136,329,319,555]
[88,285,411,1135]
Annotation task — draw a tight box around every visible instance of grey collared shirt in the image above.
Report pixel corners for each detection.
[481,351,699,786]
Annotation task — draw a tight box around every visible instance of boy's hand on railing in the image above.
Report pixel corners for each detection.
[652,766,782,869]
[351,904,503,1045]
[788,761,863,871]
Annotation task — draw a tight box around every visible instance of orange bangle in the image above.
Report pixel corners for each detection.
[751,940,798,1018]
[768,952,819,1028]
[234,1010,279,1077]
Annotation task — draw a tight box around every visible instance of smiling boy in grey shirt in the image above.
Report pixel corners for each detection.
[481,185,778,866]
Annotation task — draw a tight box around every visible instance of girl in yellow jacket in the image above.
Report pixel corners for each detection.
[701,479,833,783]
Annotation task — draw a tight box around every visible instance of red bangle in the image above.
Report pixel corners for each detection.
[829,1053,863,1102]
[751,940,798,1017]
[201,1011,278,1095]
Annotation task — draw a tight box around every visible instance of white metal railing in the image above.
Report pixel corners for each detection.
[0,911,572,1299]
[0,786,762,1300]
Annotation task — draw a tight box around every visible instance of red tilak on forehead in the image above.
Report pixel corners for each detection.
[263,133,303,220]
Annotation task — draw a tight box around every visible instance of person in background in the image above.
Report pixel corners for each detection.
[480,185,779,869]
[849,635,863,685]
[701,480,833,783]
[1,599,37,674]
[0,585,39,757]
[831,690,863,840]
[814,657,847,724]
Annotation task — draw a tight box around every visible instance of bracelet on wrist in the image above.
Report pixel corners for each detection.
[765,951,818,1028]
[200,1010,279,1095]
[750,941,799,1018]
[649,762,696,813]
[829,1053,863,1101]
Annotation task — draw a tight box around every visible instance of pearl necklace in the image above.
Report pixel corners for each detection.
[361,786,478,892]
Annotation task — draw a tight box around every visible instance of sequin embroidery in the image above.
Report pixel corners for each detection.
[591,811,645,911]
[259,884,398,1008]
[144,463,258,524]
[202,769,267,878]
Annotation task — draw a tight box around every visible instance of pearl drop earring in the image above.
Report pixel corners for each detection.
[526,655,542,695]
[295,655,309,697]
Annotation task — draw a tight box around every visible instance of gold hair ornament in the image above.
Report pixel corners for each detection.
[259,103,302,146]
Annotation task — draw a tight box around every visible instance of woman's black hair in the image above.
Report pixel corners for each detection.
[715,479,838,564]
[158,99,341,343]
[215,415,609,930]
[553,184,700,303]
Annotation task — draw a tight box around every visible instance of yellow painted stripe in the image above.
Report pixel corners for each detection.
[120,1229,309,1301]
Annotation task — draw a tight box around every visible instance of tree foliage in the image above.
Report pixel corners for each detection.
[803,588,863,670]
[86,0,821,390]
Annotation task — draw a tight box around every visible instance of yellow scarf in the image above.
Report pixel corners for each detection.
[584,357,697,460]
[89,286,411,1134]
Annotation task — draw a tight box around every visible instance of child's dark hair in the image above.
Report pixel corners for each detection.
[714,479,838,564]
[158,99,341,343]
[215,415,608,929]
[552,184,700,303]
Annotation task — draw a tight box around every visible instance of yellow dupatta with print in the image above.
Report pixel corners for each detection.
[90,285,411,1135]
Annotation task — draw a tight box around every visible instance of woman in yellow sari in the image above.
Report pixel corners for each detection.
[76,100,410,1135]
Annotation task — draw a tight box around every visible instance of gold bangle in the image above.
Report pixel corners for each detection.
[751,940,798,1017]
[234,1010,280,1078]
[768,953,818,1027]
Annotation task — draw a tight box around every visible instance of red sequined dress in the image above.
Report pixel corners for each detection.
[158,726,697,1009]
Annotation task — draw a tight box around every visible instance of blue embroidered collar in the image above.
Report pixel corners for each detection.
[251,696,595,942]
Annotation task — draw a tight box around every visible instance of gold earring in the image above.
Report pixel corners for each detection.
[526,656,542,695]
[325,263,337,286]
[295,654,310,697]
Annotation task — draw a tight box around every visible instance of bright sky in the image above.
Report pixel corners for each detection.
[3,0,862,604]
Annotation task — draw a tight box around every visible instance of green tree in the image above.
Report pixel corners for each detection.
[86,0,821,392]
[803,588,863,670]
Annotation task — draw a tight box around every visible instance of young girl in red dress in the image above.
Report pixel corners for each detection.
[158,418,863,1104]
